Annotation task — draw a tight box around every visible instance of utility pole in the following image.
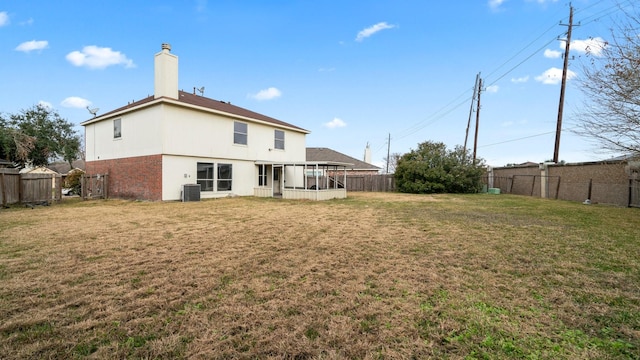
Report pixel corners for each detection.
[473,78,483,164]
[464,73,480,157]
[385,133,391,174]
[553,4,574,163]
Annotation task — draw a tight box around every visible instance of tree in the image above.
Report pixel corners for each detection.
[394,141,486,194]
[382,152,402,174]
[0,118,35,164]
[573,3,640,156]
[0,105,81,169]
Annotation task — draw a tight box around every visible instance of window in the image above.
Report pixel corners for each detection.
[197,162,214,191]
[234,121,247,145]
[217,163,232,191]
[274,130,285,150]
[114,119,122,139]
[258,165,267,186]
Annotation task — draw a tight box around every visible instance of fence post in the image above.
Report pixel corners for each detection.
[1,173,5,207]
[104,174,108,199]
[531,175,537,196]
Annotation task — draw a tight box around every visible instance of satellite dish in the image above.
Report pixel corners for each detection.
[86,106,99,117]
[197,87,205,96]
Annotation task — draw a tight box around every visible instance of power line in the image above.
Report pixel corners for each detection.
[382,1,628,155]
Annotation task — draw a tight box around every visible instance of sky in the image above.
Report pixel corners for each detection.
[0,0,635,168]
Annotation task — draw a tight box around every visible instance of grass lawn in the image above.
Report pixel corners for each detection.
[0,192,639,359]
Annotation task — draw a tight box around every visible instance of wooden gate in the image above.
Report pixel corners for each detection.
[82,174,108,199]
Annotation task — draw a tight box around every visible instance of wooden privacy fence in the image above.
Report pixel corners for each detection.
[0,170,62,206]
[345,174,396,192]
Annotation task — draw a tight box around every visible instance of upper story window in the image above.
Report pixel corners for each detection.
[274,130,285,150]
[114,119,122,139]
[234,121,247,145]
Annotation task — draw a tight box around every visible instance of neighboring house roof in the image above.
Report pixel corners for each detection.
[81,90,309,133]
[21,166,60,174]
[306,147,381,171]
[47,160,86,175]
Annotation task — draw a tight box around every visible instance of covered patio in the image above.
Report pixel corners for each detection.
[254,161,351,200]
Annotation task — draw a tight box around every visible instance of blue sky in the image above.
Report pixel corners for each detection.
[0,0,633,168]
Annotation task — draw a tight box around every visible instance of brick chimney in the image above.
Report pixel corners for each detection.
[154,43,178,99]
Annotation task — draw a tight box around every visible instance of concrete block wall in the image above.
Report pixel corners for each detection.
[487,160,632,206]
[548,162,629,205]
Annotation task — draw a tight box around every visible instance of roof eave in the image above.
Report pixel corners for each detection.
[80,97,310,134]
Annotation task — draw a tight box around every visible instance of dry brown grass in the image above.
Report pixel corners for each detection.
[1,192,639,359]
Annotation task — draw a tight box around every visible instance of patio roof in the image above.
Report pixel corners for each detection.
[254,161,353,167]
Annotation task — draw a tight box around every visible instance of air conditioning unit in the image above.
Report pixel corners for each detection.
[181,184,201,202]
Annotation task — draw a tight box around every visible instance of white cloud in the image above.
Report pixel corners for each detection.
[38,101,53,109]
[61,97,91,108]
[356,22,395,42]
[66,46,135,69]
[485,85,499,93]
[534,67,577,85]
[15,40,48,53]
[568,37,607,57]
[249,87,282,101]
[544,49,561,58]
[489,0,506,11]
[318,67,335,72]
[324,118,347,129]
[511,75,529,83]
[501,121,514,127]
[195,0,207,12]
[0,11,9,26]
[20,18,34,26]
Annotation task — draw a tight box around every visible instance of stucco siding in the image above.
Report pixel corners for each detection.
[85,106,164,161]
[161,103,306,163]
[162,155,257,201]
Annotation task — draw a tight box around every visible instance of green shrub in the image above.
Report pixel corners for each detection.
[395,141,485,194]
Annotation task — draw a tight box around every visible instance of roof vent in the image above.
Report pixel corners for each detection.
[161,43,171,52]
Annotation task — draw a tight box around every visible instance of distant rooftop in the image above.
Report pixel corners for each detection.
[306,147,380,171]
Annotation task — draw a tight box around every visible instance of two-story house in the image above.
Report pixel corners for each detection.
[82,44,348,201]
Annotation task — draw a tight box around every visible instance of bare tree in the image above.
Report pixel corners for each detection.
[573,3,640,156]
[383,152,402,174]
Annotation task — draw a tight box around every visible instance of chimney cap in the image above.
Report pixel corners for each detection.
[161,43,171,52]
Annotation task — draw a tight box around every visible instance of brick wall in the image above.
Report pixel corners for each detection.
[85,154,162,201]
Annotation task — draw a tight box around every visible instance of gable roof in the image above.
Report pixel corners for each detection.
[81,90,308,133]
[306,147,380,171]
